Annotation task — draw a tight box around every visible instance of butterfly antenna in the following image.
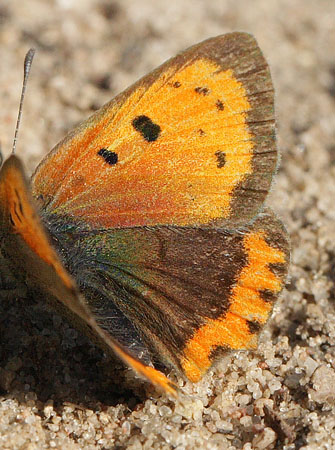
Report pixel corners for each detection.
[12,48,36,155]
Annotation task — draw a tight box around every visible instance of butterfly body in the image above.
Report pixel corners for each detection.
[0,33,289,395]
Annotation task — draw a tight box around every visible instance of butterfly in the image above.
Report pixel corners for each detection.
[0,33,289,396]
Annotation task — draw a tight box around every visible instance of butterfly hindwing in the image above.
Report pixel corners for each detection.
[32,32,276,230]
[46,207,289,382]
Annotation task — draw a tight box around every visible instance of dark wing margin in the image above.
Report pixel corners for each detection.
[194,33,277,227]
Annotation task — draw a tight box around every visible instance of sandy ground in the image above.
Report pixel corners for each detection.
[0,0,334,449]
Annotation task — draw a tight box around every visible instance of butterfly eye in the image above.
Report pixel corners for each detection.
[97,148,118,165]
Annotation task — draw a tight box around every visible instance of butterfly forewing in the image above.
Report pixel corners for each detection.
[32,32,276,230]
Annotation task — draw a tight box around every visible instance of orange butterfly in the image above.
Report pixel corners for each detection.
[0,33,289,396]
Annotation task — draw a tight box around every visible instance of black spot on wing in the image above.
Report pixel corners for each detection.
[173,81,181,88]
[260,289,278,303]
[98,148,118,165]
[132,115,161,142]
[215,151,226,168]
[195,86,210,95]
[216,100,224,111]
[247,320,262,334]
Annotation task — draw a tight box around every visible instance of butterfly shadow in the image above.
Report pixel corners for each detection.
[0,289,153,411]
